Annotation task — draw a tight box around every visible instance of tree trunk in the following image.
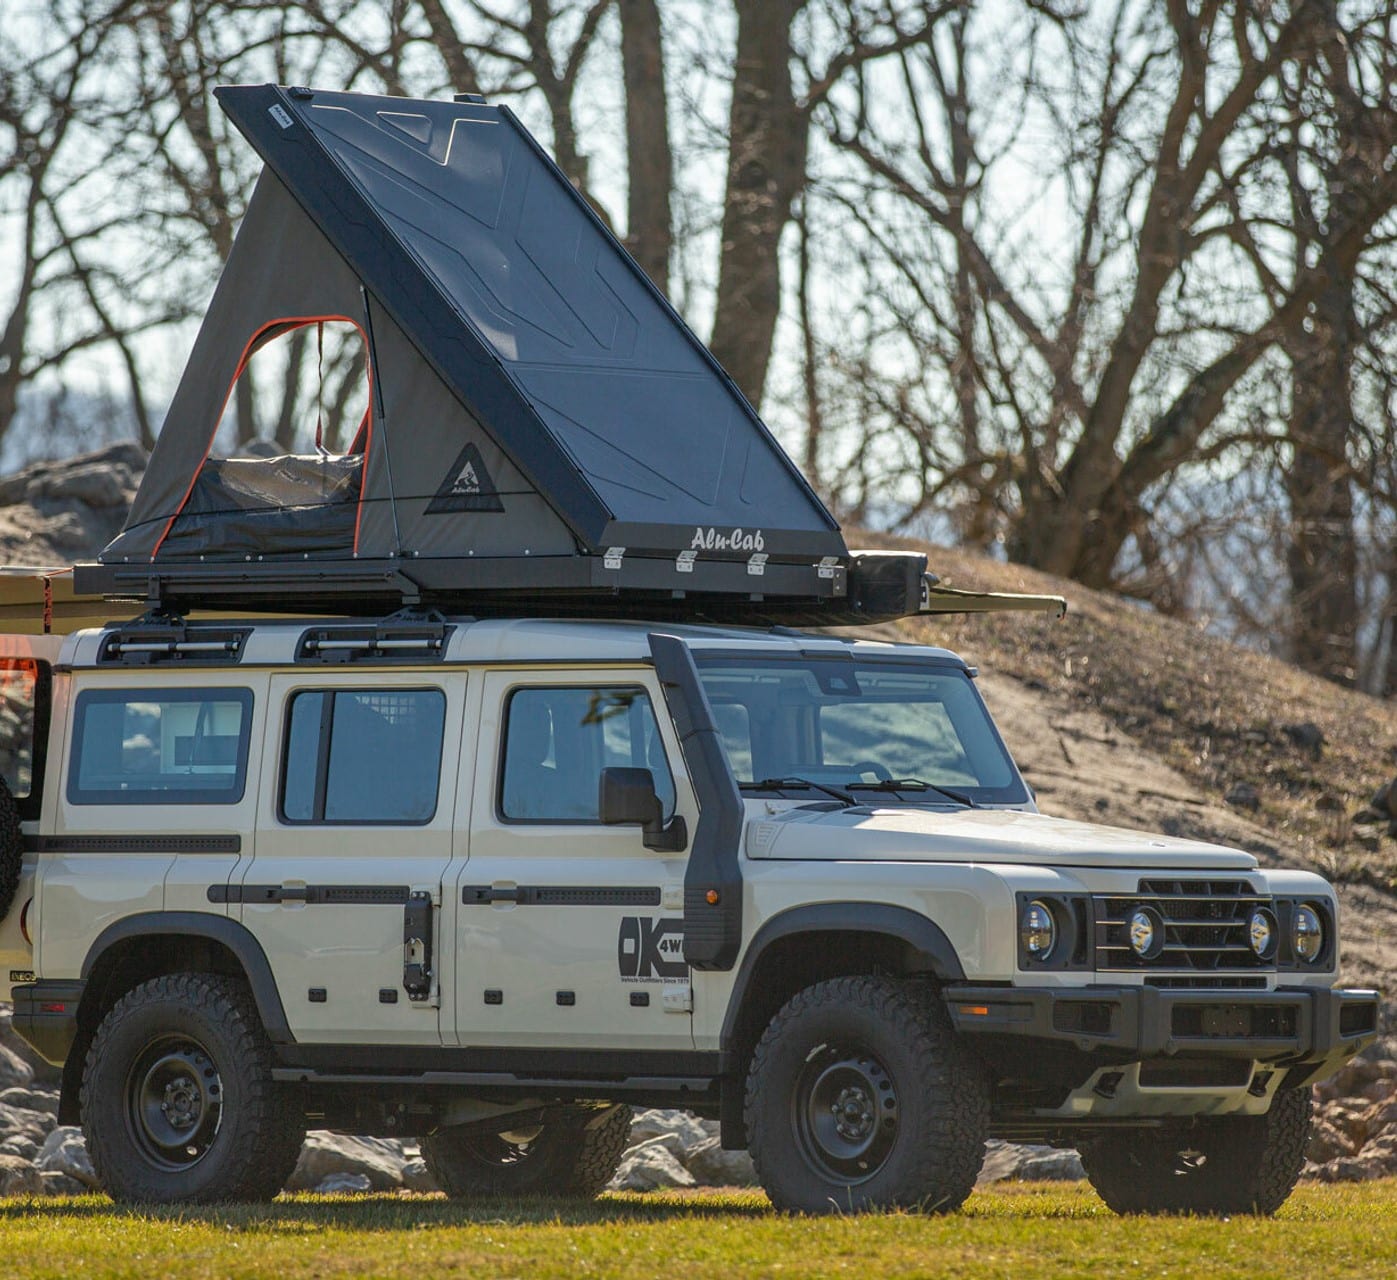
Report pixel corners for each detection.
[618,0,672,293]
[709,0,806,410]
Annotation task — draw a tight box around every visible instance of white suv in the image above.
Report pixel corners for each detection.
[0,614,1377,1214]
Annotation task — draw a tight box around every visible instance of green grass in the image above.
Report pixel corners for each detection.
[1,1182,1394,1279]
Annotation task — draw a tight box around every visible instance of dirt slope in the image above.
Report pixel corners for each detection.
[850,531,1397,999]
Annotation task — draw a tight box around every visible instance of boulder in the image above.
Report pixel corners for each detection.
[0,1042,34,1092]
[400,1157,438,1193]
[0,1135,38,1162]
[33,1126,98,1188]
[314,1172,374,1194]
[0,1152,42,1197]
[608,1138,696,1191]
[0,1010,62,1087]
[684,1137,757,1187]
[0,1087,59,1115]
[0,442,146,565]
[626,1109,715,1161]
[977,1139,1083,1184]
[285,1132,407,1192]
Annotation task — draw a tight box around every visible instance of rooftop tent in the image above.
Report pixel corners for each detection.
[80,83,870,619]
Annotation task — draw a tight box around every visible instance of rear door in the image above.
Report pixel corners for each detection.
[240,671,464,1044]
[0,636,60,998]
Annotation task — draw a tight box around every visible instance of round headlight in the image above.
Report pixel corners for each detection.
[1021,900,1056,960]
[1128,905,1165,960]
[1293,903,1325,964]
[1248,907,1278,960]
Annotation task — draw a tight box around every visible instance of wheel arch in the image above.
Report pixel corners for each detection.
[716,903,965,1149]
[59,912,292,1125]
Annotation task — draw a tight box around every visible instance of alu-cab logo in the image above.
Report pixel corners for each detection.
[618,916,686,981]
[690,526,765,552]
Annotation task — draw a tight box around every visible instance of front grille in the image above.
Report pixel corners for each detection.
[1094,878,1273,976]
[1145,975,1268,990]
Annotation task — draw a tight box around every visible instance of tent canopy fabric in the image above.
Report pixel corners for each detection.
[88,84,858,617]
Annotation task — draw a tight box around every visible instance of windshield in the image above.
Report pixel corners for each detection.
[694,654,1027,805]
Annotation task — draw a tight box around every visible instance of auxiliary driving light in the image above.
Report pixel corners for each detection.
[1128,905,1165,960]
[1248,907,1278,960]
[1021,900,1056,959]
[1293,903,1325,964]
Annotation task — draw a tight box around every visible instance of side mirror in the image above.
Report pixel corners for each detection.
[599,767,687,853]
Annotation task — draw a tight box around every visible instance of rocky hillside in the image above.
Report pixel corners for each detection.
[0,448,1393,1191]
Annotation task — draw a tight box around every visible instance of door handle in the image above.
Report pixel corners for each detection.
[402,890,435,1003]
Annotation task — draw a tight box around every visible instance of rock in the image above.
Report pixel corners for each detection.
[626,1109,715,1160]
[0,1042,34,1092]
[0,1152,42,1196]
[0,1087,59,1115]
[608,1138,696,1191]
[977,1139,1082,1184]
[1016,1148,1085,1180]
[1224,781,1260,812]
[1283,722,1325,757]
[684,1137,757,1187]
[0,1105,54,1148]
[285,1132,406,1192]
[0,1010,62,1087]
[34,1127,97,1188]
[314,1172,374,1194]
[39,1170,88,1196]
[0,442,147,565]
[0,1135,38,1162]
[1308,1116,1359,1163]
[401,1157,438,1193]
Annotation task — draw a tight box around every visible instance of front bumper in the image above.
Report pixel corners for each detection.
[945,983,1379,1072]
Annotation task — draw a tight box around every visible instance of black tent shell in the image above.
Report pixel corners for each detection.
[82,85,890,620]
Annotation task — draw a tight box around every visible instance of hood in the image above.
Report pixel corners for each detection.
[744,805,1258,870]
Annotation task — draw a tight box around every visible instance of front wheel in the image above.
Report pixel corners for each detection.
[1081,1086,1312,1216]
[422,1104,633,1199]
[744,976,989,1214]
[81,972,305,1204]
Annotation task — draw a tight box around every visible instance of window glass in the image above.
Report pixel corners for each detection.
[68,687,252,805]
[280,688,445,824]
[501,686,675,823]
[695,657,1025,804]
[0,658,43,801]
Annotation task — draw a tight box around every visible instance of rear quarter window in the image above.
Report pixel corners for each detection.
[67,687,253,805]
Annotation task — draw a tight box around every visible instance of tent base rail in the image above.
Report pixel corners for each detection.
[71,551,1064,628]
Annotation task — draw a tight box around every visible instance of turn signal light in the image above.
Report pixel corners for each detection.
[39,1002,66,1014]
[705,889,720,905]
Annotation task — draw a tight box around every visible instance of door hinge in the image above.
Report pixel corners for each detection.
[661,983,692,1014]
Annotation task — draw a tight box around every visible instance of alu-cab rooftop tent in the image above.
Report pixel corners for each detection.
[77,85,1061,625]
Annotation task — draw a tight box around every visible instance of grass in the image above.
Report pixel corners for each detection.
[0,1182,1395,1279]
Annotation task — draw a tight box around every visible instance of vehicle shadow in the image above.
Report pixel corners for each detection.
[0,1190,774,1230]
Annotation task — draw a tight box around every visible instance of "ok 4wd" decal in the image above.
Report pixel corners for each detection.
[618,917,686,981]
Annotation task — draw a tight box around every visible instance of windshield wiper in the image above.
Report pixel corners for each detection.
[742,776,858,806]
[846,778,980,808]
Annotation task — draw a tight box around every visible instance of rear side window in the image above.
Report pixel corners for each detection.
[500,686,674,823]
[68,687,252,805]
[0,657,51,819]
[280,688,445,825]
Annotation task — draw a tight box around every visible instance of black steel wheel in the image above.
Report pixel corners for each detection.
[82,972,305,1204]
[423,1104,632,1199]
[745,976,988,1214]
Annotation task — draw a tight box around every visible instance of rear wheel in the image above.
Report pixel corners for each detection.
[1081,1087,1312,1216]
[744,976,988,1214]
[81,972,305,1204]
[422,1104,633,1199]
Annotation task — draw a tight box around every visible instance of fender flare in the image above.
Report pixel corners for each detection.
[80,911,294,1044]
[719,902,966,1050]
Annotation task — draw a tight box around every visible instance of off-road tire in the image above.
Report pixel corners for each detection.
[422,1104,633,1199]
[81,972,305,1204]
[744,976,989,1214]
[1080,1086,1312,1216]
[0,776,23,921]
